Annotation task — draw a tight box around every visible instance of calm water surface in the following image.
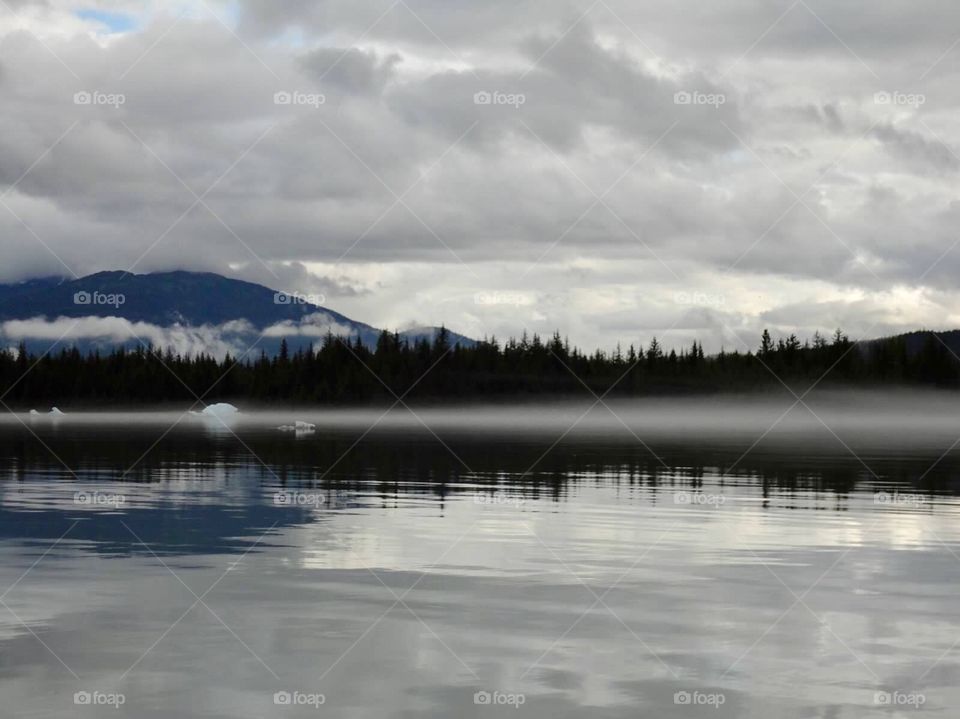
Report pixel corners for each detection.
[1,400,959,717]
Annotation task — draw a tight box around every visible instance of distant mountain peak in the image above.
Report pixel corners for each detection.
[0,270,474,357]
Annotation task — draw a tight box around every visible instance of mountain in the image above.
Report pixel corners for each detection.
[875,329,960,357]
[0,271,473,356]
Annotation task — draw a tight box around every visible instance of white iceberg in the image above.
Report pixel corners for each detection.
[189,402,240,434]
[49,407,65,415]
[189,403,239,417]
[29,409,39,416]
[202,403,238,416]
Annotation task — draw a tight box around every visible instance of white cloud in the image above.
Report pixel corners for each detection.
[1,316,253,357]
[261,312,354,338]
[1,0,959,350]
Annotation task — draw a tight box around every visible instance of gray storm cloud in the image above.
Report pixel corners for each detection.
[1,0,960,351]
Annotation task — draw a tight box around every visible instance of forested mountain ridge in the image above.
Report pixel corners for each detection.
[0,270,473,354]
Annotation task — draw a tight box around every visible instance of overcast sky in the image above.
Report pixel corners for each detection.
[1,0,959,353]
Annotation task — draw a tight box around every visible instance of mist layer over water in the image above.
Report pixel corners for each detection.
[11,389,960,444]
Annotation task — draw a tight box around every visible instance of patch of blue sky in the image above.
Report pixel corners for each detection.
[75,8,139,34]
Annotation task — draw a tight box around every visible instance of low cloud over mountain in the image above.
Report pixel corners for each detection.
[0,271,471,357]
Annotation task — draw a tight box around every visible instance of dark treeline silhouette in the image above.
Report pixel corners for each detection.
[2,327,958,405]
